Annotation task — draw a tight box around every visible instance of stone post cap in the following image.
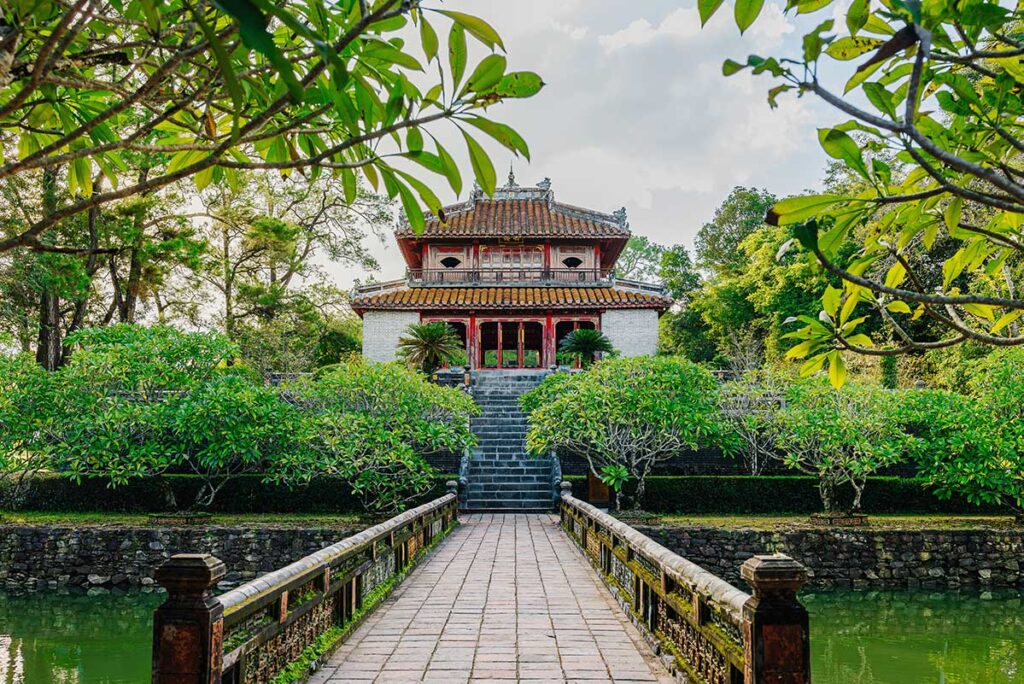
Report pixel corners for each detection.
[560,481,573,494]
[740,554,808,595]
[445,480,459,495]
[155,554,226,594]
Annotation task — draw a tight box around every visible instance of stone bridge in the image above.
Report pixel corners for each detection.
[150,486,810,684]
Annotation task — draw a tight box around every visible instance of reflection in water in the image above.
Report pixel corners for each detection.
[0,587,1022,682]
[0,589,163,684]
[804,589,1024,684]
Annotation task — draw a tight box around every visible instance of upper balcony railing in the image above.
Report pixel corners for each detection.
[408,267,612,286]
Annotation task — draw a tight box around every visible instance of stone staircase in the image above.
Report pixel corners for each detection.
[461,370,556,512]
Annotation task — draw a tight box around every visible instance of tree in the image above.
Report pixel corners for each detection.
[766,378,909,513]
[396,322,465,374]
[694,187,776,275]
[0,1,542,254]
[707,1,1024,381]
[719,370,787,475]
[904,347,1024,517]
[277,359,479,513]
[194,174,387,338]
[615,235,665,281]
[523,357,726,510]
[558,328,614,369]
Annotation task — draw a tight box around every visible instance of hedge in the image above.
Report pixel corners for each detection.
[562,475,1004,515]
[4,474,457,514]
[4,474,1004,515]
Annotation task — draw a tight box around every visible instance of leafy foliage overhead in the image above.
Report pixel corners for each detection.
[0,0,543,252]
[705,0,1024,383]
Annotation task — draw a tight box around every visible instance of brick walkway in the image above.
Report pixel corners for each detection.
[311,513,672,684]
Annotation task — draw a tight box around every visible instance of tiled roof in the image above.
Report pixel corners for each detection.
[395,181,630,240]
[352,286,671,312]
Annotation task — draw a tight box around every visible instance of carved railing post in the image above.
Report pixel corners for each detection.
[153,554,227,684]
[740,554,810,684]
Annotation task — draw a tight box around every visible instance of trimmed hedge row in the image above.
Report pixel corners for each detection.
[562,475,1003,515]
[5,474,1002,515]
[6,474,455,514]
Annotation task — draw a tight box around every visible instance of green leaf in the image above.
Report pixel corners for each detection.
[828,351,847,389]
[436,10,505,51]
[991,309,1023,333]
[818,128,868,178]
[884,261,906,288]
[887,300,912,314]
[491,71,545,98]
[213,0,304,101]
[192,8,243,139]
[420,17,439,62]
[462,115,530,160]
[435,140,462,195]
[734,0,765,33]
[461,129,496,195]
[822,285,842,318]
[448,24,468,92]
[847,0,869,34]
[944,197,962,232]
[698,0,726,25]
[342,167,357,204]
[825,36,884,60]
[767,195,847,226]
[862,82,897,119]
[407,127,424,153]
[722,59,747,76]
[465,54,507,94]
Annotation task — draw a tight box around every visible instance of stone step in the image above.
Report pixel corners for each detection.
[466,485,552,494]
[461,500,554,510]
[468,475,551,484]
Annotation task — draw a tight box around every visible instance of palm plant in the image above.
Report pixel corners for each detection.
[559,329,614,369]
[397,323,465,374]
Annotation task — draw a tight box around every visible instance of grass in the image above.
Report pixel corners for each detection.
[652,514,1022,531]
[0,511,363,528]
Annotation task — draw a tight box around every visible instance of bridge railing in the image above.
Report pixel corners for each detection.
[559,486,810,684]
[151,487,459,684]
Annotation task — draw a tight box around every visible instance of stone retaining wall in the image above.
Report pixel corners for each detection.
[0,525,360,590]
[637,524,1023,590]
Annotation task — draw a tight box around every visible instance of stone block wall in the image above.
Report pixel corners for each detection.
[0,525,359,590]
[600,309,659,357]
[637,524,1024,590]
[361,310,420,362]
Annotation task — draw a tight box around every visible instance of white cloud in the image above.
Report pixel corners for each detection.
[552,21,589,41]
[325,0,832,287]
[598,8,706,53]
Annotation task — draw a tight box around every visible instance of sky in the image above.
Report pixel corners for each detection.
[333,0,844,287]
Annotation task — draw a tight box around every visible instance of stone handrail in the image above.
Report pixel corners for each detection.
[559,486,810,684]
[152,488,459,684]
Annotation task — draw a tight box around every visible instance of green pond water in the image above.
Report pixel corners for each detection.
[0,588,1020,683]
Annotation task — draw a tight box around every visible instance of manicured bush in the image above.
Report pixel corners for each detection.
[766,378,910,513]
[0,325,477,513]
[562,475,1002,515]
[524,357,729,510]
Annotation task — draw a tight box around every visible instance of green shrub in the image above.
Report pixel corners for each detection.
[524,357,728,510]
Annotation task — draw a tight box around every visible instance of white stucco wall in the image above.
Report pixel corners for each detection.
[600,309,659,357]
[362,311,421,362]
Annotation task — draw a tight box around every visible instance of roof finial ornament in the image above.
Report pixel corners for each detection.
[613,207,628,227]
[506,161,517,188]
[537,177,551,191]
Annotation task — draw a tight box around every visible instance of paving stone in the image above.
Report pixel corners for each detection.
[310,514,672,684]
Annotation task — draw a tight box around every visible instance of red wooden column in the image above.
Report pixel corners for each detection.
[544,313,554,367]
[468,314,477,369]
